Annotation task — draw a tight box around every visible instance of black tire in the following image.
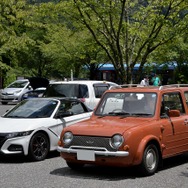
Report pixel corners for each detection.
[28,132,50,161]
[1,102,8,105]
[139,144,159,176]
[66,161,84,170]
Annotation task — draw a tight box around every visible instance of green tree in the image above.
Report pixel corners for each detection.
[60,0,188,84]
[0,0,36,84]
[151,33,188,84]
[33,1,109,80]
[0,0,65,80]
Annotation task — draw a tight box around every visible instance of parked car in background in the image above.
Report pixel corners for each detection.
[21,87,46,101]
[0,97,92,161]
[43,80,118,109]
[0,79,31,105]
[0,77,49,105]
[57,84,188,176]
[21,77,49,101]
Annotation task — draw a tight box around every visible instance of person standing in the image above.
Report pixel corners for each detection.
[152,73,161,86]
[140,75,149,86]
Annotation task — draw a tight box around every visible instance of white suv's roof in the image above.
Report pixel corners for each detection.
[50,80,116,84]
[44,80,118,109]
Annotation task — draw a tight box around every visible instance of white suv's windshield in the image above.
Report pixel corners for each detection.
[43,84,88,98]
[95,92,157,117]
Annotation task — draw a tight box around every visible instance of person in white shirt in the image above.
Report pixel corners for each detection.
[140,76,149,86]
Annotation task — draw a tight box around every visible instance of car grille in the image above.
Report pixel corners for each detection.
[0,133,8,148]
[64,136,117,151]
[2,93,12,96]
[1,94,14,100]
[1,98,14,101]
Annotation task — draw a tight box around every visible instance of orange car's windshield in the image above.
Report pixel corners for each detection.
[95,92,157,117]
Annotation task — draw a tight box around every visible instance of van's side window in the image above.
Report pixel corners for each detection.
[79,85,89,98]
[94,84,109,98]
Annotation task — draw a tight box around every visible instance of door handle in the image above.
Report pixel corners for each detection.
[184,119,188,125]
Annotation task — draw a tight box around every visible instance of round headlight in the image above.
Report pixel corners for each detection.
[110,134,124,149]
[63,132,73,145]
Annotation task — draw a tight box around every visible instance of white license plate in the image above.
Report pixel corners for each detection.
[77,150,95,161]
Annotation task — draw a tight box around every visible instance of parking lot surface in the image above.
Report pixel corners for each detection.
[0,104,188,188]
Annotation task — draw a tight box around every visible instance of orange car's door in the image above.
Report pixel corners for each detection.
[160,91,188,157]
[161,114,188,157]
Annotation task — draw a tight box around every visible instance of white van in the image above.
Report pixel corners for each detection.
[43,80,118,109]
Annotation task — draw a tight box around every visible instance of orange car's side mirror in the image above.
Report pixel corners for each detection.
[168,110,181,117]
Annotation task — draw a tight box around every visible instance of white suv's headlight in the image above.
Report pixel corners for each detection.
[110,134,124,149]
[63,132,73,145]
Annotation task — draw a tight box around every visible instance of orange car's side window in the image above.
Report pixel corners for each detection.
[184,91,188,107]
[162,92,185,114]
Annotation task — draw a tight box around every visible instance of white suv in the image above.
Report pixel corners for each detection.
[43,80,118,109]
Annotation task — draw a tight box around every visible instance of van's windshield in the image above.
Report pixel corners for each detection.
[43,84,89,98]
[8,80,28,88]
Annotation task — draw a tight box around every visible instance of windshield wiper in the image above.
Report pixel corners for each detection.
[108,112,131,116]
[97,111,131,118]
[132,113,153,116]
[97,114,110,118]
[120,113,153,118]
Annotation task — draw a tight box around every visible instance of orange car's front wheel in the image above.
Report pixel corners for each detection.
[139,144,159,176]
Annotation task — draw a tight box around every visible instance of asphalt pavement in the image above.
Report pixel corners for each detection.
[0,104,188,188]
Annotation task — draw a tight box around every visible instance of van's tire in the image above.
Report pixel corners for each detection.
[1,102,8,105]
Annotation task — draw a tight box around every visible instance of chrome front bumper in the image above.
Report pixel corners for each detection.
[57,146,129,157]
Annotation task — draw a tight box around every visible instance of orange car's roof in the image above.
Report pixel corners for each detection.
[108,85,188,93]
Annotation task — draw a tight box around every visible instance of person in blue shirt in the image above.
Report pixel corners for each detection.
[152,74,161,86]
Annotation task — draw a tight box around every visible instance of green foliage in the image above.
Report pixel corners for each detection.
[0,0,36,79]
[3,69,17,87]
[0,0,188,84]
[64,0,188,83]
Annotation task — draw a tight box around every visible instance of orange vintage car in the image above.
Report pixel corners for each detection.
[57,84,188,176]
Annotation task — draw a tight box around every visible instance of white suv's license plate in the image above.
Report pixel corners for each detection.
[77,150,95,161]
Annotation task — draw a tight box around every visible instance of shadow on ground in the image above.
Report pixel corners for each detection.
[50,153,188,180]
[0,151,59,163]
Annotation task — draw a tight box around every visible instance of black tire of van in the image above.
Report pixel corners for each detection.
[1,102,8,105]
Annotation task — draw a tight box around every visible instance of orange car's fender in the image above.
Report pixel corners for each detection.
[132,135,161,165]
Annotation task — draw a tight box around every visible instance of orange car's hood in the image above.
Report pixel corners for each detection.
[65,116,154,137]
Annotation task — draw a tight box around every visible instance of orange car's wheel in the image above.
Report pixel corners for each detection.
[139,144,159,176]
